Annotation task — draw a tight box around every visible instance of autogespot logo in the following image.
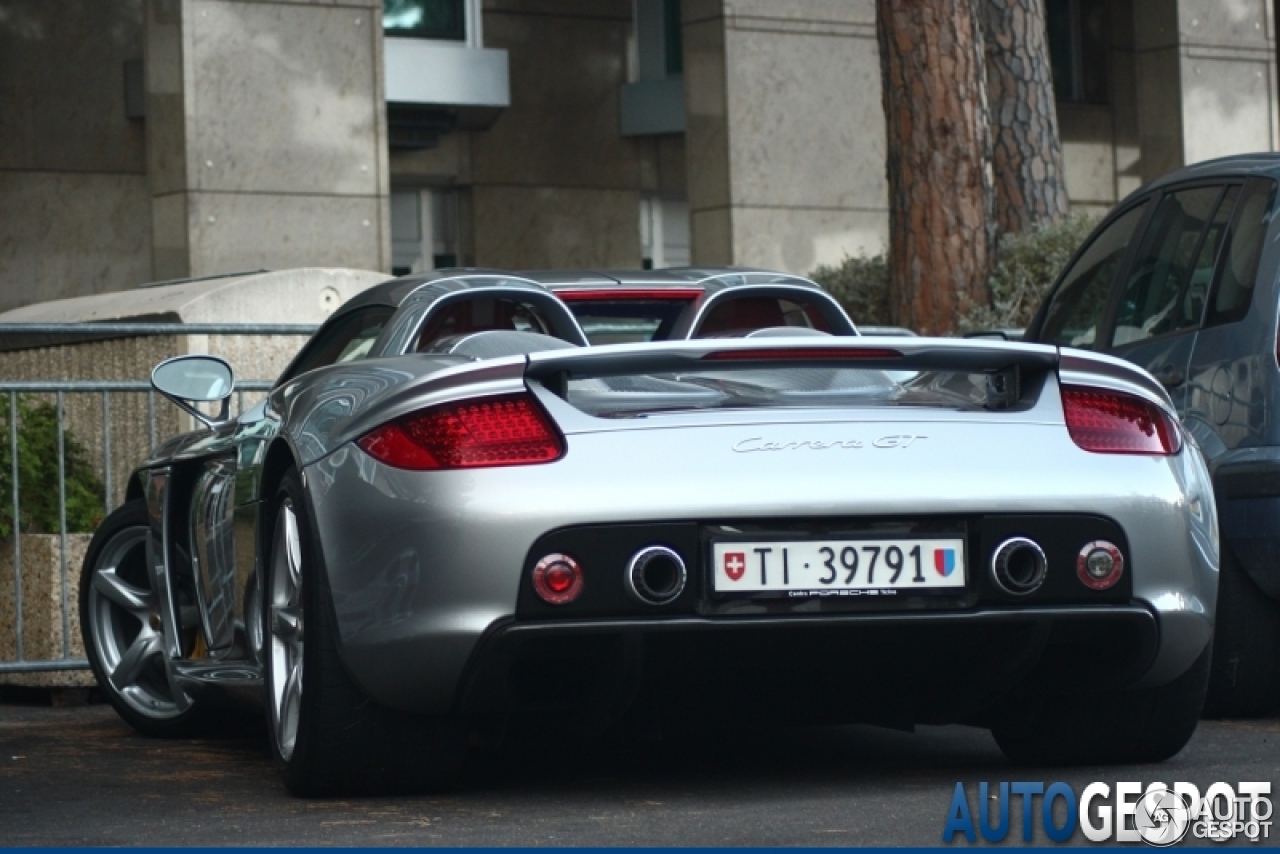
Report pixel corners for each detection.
[942,781,1273,845]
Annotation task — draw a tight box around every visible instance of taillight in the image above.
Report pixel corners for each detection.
[702,347,903,361]
[1061,386,1181,455]
[357,393,564,470]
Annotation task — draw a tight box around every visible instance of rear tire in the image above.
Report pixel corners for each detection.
[992,644,1210,766]
[1203,547,1280,718]
[264,469,465,797]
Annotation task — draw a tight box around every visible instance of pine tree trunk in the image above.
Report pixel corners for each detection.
[876,0,995,336]
[982,0,1069,235]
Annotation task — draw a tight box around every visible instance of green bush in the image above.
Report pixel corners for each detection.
[0,396,105,538]
[810,214,1101,333]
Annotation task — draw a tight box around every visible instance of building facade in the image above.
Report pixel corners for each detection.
[1,0,1277,313]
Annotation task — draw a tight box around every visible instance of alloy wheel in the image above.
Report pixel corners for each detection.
[269,500,305,761]
[86,525,183,718]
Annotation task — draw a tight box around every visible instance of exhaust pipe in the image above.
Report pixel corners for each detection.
[626,546,687,606]
[991,537,1047,596]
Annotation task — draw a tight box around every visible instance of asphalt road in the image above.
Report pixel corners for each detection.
[0,701,1275,847]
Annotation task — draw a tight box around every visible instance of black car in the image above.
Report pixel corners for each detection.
[1024,153,1280,716]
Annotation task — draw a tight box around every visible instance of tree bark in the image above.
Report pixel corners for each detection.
[876,0,995,336]
[981,0,1069,235]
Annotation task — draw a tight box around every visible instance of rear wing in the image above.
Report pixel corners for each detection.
[525,337,1060,411]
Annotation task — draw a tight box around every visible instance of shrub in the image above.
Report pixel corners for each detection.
[0,396,105,538]
[810,214,1101,333]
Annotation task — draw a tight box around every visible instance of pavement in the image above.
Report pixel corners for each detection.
[0,699,1276,846]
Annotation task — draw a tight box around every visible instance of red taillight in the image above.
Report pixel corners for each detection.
[556,288,704,302]
[357,394,564,470]
[702,347,903,361]
[1061,386,1181,455]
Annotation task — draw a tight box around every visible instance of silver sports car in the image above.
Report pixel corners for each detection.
[80,270,1218,796]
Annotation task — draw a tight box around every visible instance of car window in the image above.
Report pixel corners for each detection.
[414,296,554,352]
[279,305,395,384]
[567,300,692,345]
[1205,177,1277,327]
[1109,186,1226,347]
[694,296,833,337]
[1038,202,1148,349]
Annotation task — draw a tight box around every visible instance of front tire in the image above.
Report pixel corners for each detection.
[1203,547,1280,718]
[264,469,465,796]
[80,499,204,737]
[992,644,1210,766]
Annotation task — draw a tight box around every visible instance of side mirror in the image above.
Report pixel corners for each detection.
[151,355,235,428]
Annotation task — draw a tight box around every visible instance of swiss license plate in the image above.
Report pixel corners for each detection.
[711,538,966,597]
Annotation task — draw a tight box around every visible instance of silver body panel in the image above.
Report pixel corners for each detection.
[126,278,1217,722]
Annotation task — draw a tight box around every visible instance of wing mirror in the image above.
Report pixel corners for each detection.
[151,355,235,428]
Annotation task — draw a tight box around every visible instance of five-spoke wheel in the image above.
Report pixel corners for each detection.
[268,498,305,761]
[80,499,200,736]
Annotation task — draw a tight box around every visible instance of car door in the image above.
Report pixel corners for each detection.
[188,304,397,655]
[1104,184,1235,414]
[1183,177,1278,461]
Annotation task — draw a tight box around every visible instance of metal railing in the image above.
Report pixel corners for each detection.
[0,323,317,676]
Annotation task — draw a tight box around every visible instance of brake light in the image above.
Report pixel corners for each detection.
[702,347,903,361]
[1061,386,1181,455]
[357,394,564,470]
[555,288,704,302]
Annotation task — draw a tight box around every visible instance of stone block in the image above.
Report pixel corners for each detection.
[723,22,883,209]
[0,534,94,688]
[186,0,383,197]
[473,8,637,190]
[730,205,887,277]
[1181,57,1274,165]
[473,186,640,268]
[186,192,384,276]
[0,0,146,174]
[0,172,153,314]
[1060,104,1118,206]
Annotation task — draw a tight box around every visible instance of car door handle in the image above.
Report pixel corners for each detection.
[1151,366,1185,388]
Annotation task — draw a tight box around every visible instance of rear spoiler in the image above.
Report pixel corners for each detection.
[526,337,1060,410]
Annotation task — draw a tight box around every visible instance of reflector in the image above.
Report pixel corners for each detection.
[357,394,564,470]
[1061,386,1181,455]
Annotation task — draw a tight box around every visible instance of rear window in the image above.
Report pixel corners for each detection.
[564,368,996,418]
[565,299,693,345]
[693,296,834,337]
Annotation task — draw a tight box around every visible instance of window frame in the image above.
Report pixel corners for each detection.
[1201,176,1278,330]
[1027,196,1156,349]
[1106,183,1238,354]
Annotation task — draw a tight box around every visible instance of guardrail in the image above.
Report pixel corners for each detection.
[0,323,317,677]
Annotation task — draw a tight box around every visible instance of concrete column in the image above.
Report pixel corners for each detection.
[144,0,390,280]
[1133,0,1277,183]
[683,0,887,273]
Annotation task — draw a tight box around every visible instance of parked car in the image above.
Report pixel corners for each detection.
[1023,153,1280,717]
[82,269,1217,795]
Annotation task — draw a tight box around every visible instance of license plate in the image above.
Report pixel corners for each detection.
[711,537,966,597]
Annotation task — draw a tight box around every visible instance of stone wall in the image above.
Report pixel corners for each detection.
[0,534,94,687]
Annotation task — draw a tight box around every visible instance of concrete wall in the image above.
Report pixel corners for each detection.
[145,0,392,280]
[470,0,643,268]
[1134,0,1277,184]
[684,0,887,272]
[0,0,152,312]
